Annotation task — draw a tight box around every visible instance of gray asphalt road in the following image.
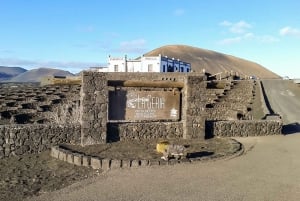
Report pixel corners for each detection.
[30,79,300,201]
[262,79,300,133]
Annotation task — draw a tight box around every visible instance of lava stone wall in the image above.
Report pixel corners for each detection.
[80,72,108,145]
[210,120,282,137]
[0,83,81,125]
[0,124,80,158]
[107,122,183,142]
[183,75,207,139]
[206,80,255,121]
[81,72,207,144]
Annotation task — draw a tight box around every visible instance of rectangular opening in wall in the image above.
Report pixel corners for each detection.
[108,90,180,121]
[114,65,119,72]
[148,64,153,72]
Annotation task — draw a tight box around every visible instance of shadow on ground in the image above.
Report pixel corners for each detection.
[282,122,300,135]
[187,151,214,158]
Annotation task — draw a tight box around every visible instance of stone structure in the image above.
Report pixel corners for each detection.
[0,124,80,158]
[80,71,207,145]
[211,120,282,137]
[50,138,243,170]
[205,80,283,137]
[0,83,81,124]
[206,80,255,121]
[0,72,283,158]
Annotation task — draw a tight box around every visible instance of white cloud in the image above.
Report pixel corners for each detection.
[257,35,280,43]
[244,32,255,39]
[218,21,279,45]
[220,20,232,26]
[220,20,252,34]
[173,8,185,16]
[218,32,254,45]
[117,39,147,54]
[279,26,300,37]
[218,37,242,45]
[218,33,279,45]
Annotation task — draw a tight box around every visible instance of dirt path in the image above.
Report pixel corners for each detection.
[28,134,300,201]
[0,137,240,201]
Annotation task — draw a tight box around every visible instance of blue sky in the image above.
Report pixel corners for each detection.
[1,0,300,78]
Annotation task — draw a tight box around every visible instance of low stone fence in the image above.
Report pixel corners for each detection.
[50,138,243,170]
[50,145,167,170]
[0,124,81,158]
[107,122,183,142]
[209,120,282,137]
[0,83,81,125]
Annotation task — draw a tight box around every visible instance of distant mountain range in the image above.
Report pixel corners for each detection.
[0,66,27,81]
[1,44,280,82]
[0,67,74,82]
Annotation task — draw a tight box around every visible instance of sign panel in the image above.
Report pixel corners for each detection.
[109,91,180,121]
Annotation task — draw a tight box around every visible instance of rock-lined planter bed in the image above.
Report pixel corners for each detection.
[50,138,244,170]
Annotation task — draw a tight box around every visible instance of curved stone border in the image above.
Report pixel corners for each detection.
[50,139,244,170]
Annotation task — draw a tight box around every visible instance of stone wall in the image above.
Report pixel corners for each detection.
[183,75,207,139]
[210,120,282,137]
[0,124,80,158]
[80,72,108,145]
[81,72,207,144]
[107,122,183,142]
[206,80,255,121]
[0,83,81,125]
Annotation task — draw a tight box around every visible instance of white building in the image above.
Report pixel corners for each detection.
[104,55,191,73]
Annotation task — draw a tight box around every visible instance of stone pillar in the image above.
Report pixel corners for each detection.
[81,72,108,145]
[183,74,207,139]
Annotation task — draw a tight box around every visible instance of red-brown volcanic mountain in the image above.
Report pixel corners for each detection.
[145,45,279,79]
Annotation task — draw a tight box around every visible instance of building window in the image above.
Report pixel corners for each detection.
[167,65,174,72]
[148,64,153,72]
[163,65,166,72]
[114,65,118,72]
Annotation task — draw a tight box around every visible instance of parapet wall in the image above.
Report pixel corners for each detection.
[0,124,80,158]
[210,120,282,137]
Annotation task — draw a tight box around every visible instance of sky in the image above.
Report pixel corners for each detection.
[1,0,300,78]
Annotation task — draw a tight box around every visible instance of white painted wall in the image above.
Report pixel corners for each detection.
[127,60,141,72]
[108,56,126,72]
[107,55,191,73]
[141,56,161,72]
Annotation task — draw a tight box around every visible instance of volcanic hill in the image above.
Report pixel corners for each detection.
[145,45,279,79]
[9,68,74,82]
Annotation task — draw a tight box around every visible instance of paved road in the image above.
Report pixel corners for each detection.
[262,79,300,133]
[31,80,300,201]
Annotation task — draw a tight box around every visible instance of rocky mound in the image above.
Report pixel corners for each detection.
[145,45,279,79]
[0,66,27,82]
[9,68,74,82]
